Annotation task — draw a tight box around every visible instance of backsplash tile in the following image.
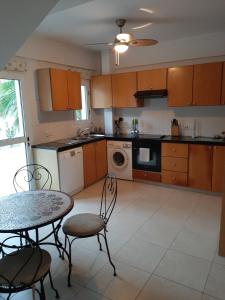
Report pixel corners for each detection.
[114,98,225,137]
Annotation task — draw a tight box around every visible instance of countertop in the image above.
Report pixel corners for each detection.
[106,134,225,145]
[32,134,225,152]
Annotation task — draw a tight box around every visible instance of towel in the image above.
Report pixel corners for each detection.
[139,148,150,162]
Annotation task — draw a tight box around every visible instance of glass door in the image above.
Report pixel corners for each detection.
[0,77,28,196]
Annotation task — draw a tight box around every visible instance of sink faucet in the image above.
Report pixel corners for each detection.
[77,127,90,137]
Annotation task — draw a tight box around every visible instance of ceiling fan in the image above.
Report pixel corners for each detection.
[85,18,158,65]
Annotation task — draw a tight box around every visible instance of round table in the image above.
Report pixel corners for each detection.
[0,190,74,286]
[0,190,74,233]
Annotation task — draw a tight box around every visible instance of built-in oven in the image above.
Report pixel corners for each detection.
[132,139,161,172]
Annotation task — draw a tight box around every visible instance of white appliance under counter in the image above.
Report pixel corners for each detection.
[33,146,84,195]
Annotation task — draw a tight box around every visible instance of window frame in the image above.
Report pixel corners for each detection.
[75,79,90,123]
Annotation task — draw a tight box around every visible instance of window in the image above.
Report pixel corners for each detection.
[75,84,89,121]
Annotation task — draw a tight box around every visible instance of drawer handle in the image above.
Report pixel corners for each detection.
[173,163,176,167]
[144,173,147,177]
[172,176,176,181]
[172,148,176,152]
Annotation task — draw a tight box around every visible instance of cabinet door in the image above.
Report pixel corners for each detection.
[222,63,225,105]
[168,66,193,107]
[112,72,142,108]
[95,140,107,180]
[50,68,68,110]
[67,70,81,110]
[83,143,96,187]
[212,146,225,192]
[137,68,167,91]
[162,143,188,158]
[193,62,223,106]
[91,75,112,108]
[188,144,213,190]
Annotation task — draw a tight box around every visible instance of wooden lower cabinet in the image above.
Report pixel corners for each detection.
[161,143,188,187]
[162,170,187,186]
[162,157,188,173]
[188,144,213,190]
[95,140,107,180]
[83,143,97,187]
[133,169,161,182]
[83,140,107,187]
[212,146,225,192]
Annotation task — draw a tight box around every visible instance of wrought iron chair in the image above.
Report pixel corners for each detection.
[0,233,59,299]
[62,174,117,278]
[13,163,52,192]
[13,164,61,256]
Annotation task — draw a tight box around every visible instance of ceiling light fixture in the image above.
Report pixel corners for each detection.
[116,33,132,42]
[114,41,129,53]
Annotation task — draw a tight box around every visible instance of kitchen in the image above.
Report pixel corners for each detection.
[0,1,225,299]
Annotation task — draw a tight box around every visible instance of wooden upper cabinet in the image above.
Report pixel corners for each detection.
[91,75,112,108]
[112,72,143,108]
[137,68,167,91]
[168,66,193,107]
[188,144,213,190]
[37,68,81,111]
[193,62,223,106]
[95,140,107,180]
[221,63,225,105]
[67,70,82,110]
[49,69,68,110]
[212,146,225,193]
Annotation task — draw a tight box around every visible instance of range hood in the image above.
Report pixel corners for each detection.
[134,89,168,99]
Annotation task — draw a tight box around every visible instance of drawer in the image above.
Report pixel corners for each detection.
[162,157,188,172]
[133,169,161,182]
[162,170,187,186]
[162,143,188,158]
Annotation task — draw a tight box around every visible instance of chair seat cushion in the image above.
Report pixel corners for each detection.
[0,248,51,289]
[63,213,105,237]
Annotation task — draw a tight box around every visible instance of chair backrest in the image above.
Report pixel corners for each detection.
[0,233,44,294]
[99,173,117,223]
[13,163,52,192]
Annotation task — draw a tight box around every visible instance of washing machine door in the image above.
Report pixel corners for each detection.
[111,148,128,169]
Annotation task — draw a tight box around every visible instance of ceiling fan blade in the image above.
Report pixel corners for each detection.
[84,42,113,46]
[129,39,158,46]
[132,22,152,30]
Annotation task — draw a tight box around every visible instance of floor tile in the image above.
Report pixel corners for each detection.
[74,287,110,300]
[155,250,211,291]
[137,275,202,300]
[87,260,150,300]
[137,217,181,248]
[204,263,225,300]
[171,229,217,261]
[114,235,166,273]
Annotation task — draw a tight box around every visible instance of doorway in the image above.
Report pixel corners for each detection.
[0,77,28,196]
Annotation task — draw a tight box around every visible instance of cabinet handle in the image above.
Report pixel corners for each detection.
[173,163,176,167]
[144,173,147,177]
[172,176,176,181]
[172,148,176,152]
[150,86,153,90]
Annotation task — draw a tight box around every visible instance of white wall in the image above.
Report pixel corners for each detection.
[17,35,101,71]
[0,0,59,69]
[10,36,104,145]
[114,100,225,137]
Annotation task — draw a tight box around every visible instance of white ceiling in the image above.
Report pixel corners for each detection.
[36,0,225,51]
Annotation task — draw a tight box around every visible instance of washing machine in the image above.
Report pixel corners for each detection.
[107,140,133,180]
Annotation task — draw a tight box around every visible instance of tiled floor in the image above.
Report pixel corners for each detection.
[1,179,225,300]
